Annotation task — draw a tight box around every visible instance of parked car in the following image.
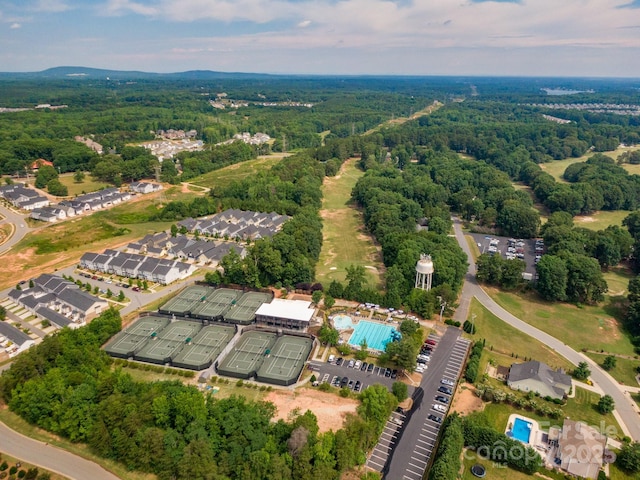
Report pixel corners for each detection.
[438,386,453,395]
[340,377,349,388]
[391,369,398,379]
[348,380,354,390]
[432,403,447,413]
[336,357,343,366]
[384,368,392,377]
[361,362,368,371]
[428,414,442,423]
[435,395,449,404]
[348,359,355,368]
[367,363,375,372]
[354,381,362,392]
[328,355,336,363]
[441,378,455,386]
[354,360,362,370]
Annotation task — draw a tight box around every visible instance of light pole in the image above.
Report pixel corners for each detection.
[471,313,476,334]
[437,296,446,323]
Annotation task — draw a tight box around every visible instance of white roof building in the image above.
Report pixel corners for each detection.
[255,299,315,330]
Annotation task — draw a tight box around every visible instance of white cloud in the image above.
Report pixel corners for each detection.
[297,19,311,28]
[31,0,71,13]
[10,22,21,29]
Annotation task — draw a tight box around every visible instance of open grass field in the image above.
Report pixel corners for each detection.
[610,462,640,480]
[189,154,284,188]
[603,266,634,296]
[573,210,630,231]
[0,408,156,480]
[57,173,110,197]
[316,158,384,288]
[364,100,442,135]
[466,298,573,372]
[488,288,636,356]
[462,454,552,480]
[539,145,640,182]
[584,352,639,386]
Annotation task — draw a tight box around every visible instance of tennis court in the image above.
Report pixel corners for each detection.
[192,300,229,320]
[135,338,184,364]
[158,285,216,315]
[158,320,203,343]
[256,335,313,386]
[217,331,276,379]
[224,291,273,324]
[104,331,151,358]
[172,324,236,370]
[348,320,400,351]
[125,316,170,336]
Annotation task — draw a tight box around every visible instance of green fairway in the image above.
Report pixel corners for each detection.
[488,289,636,356]
[540,145,640,182]
[466,298,573,371]
[189,155,283,188]
[316,158,384,287]
[573,210,630,231]
[602,267,634,297]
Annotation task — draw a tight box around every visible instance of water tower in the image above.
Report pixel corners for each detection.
[415,254,434,291]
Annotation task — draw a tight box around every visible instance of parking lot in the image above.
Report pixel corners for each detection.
[380,329,471,480]
[469,233,543,276]
[308,358,408,393]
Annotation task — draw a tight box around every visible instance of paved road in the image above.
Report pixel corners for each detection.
[0,204,30,255]
[452,217,640,441]
[0,422,120,480]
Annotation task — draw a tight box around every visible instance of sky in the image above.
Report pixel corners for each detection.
[1,0,640,76]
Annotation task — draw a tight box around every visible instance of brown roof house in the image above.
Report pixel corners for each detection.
[507,360,572,400]
[558,420,606,479]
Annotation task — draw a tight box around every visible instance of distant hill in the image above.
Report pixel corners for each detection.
[0,66,276,80]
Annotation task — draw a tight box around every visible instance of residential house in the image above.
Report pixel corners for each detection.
[0,322,35,358]
[130,182,163,194]
[557,420,606,479]
[507,360,572,400]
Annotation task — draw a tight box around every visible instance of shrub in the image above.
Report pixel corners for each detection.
[236,380,244,387]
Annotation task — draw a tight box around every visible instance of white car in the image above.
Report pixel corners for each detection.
[441,378,455,386]
[432,403,447,413]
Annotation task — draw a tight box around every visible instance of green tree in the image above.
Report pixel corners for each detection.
[170,224,178,237]
[602,355,617,371]
[117,290,125,302]
[324,294,335,309]
[391,381,408,402]
[617,442,640,473]
[535,255,568,301]
[73,170,85,183]
[46,178,68,196]
[35,165,58,189]
[496,200,540,238]
[573,362,591,381]
[344,264,367,301]
[318,323,339,346]
[327,280,344,299]
[0,305,6,321]
[311,290,323,305]
[596,394,615,414]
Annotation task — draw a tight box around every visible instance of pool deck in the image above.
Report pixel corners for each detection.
[506,413,541,446]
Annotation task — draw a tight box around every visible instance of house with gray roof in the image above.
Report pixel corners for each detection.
[35,306,76,329]
[507,360,572,400]
[0,322,35,358]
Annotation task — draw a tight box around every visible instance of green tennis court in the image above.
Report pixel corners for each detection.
[158,321,202,343]
[172,324,236,370]
[104,332,151,358]
[225,291,273,324]
[125,316,170,336]
[217,331,277,379]
[136,338,184,364]
[256,336,313,386]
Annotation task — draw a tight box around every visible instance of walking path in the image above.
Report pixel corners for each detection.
[452,217,640,441]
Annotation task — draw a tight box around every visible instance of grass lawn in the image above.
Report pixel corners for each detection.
[573,210,630,231]
[466,298,573,372]
[584,352,640,386]
[603,266,634,296]
[488,288,636,356]
[610,462,640,480]
[0,408,156,480]
[0,451,69,480]
[316,158,384,288]
[461,454,533,480]
[189,155,283,188]
[465,235,481,262]
[57,173,110,197]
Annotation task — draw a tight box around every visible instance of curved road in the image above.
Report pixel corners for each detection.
[0,422,119,480]
[452,217,640,441]
[0,204,30,255]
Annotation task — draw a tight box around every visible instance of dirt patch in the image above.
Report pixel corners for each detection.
[451,385,484,416]
[576,216,595,223]
[265,387,358,433]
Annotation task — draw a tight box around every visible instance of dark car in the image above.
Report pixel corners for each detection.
[438,386,453,395]
[336,357,344,366]
[333,376,342,386]
[384,368,392,377]
[435,395,449,404]
[427,414,442,423]
[340,377,349,388]
[354,381,362,392]
[361,362,368,371]
[348,380,354,390]
[367,363,375,372]
[391,369,398,379]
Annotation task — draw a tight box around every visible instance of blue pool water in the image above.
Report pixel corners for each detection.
[511,418,532,444]
[333,314,355,330]
[348,320,400,351]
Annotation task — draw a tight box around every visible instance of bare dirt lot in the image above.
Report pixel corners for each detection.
[450,385,484,416]
[265,387,359,432]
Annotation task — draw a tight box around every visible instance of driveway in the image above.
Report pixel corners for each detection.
[452,217,640,441]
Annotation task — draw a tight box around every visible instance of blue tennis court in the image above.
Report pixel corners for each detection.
[348,320,400,351]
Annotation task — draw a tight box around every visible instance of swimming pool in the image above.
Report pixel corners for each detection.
[511,418,532,444]
[348,320,400,351]
[333,314,356,330]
